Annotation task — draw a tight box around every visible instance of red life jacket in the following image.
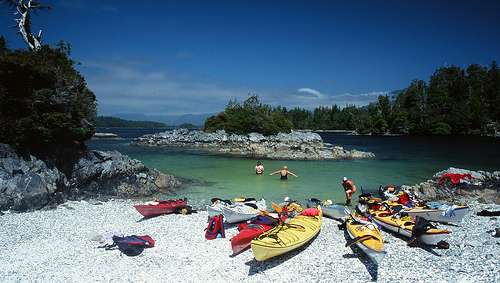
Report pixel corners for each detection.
[205,214,225,240]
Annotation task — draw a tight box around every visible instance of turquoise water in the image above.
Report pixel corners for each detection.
[89,129,500,207]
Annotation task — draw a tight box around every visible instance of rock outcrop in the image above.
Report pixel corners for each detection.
[403,167,500,204]
[68,150,181,198]
[133,129,375,160]
[0,144,68,211]
[0,144,181,212]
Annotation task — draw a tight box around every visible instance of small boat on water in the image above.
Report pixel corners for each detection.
[134,199,190,217]
[345,213,386,265]
[251,207,322,261]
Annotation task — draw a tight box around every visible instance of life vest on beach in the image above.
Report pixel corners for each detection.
[205,214,225,240]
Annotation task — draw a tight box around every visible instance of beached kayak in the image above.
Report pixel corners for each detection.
[370,210,450,245]
[403,205,470,223]
[222,203,263,223]
[251,207,322,261]
[207,199,266,218]
[231,223,273,255]
[345,214,385,265]
[134,199,188,217]
[306,198,348,219]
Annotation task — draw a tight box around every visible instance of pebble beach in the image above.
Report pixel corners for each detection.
[1,200,499,283]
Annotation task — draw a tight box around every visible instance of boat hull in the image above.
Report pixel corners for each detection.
[251,208,322,261]
[231,224,272,255]
[404,206,469,223]
[346,216,385,265]
[372,212,450,245]
[134,199,187,217]
[222,206,260,223]
[306,199,347,219]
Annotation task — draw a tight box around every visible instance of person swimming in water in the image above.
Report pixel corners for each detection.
[255,161,264,174]
[269,166,298,180]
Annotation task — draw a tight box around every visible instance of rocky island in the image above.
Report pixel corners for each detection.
[133,129,375,160]
[403,167,500,204]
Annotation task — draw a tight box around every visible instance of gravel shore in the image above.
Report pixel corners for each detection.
[1,200,499,282]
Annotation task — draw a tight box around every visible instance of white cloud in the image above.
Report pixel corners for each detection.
[79,60,249,115]
[79,59,388,116]
[297,88,323,98]
[272,90,387,109]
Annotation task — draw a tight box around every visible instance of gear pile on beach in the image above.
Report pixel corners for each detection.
[121,181,483,264]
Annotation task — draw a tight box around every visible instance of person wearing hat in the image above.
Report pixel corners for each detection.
[255,161,265,175]
[269,165,298,180]
[342,176,357,205]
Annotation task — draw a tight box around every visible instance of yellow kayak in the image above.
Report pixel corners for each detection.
[251,207,322,261]
[345,214,385,264]
[370,210,450,245]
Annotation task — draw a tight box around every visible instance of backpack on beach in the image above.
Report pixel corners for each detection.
[99,235,155,256]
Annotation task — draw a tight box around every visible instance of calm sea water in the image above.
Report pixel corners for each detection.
[89,128,500,207]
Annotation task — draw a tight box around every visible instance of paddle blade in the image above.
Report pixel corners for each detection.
[272,202,283,213]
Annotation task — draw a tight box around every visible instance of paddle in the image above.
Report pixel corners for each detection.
[271,202,283,214]
[345,234,373,247]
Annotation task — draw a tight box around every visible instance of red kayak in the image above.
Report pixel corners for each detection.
[230,223,272,255]
[134,199,188,217]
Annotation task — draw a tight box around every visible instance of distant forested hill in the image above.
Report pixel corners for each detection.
[96,116,167,128]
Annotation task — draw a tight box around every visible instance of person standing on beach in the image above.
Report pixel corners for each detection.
[255,161,265,174]
[269,166,298,180]
[342,176,357,205]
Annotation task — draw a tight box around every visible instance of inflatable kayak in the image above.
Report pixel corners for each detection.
[251,207,322,261]
[134,199,189,217]
[370,210,450,245]
[345,214,385,265]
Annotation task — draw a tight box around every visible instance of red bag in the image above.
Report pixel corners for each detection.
[300,208,320,217]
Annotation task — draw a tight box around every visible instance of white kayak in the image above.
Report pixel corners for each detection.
[207,199,266,218]
[307,199,348,220]
[404,205,470,223]
[222,203,263,223]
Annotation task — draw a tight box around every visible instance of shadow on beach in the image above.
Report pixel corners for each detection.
[382,230,443,257]
[342,228,379,281]
[245,234,318,276]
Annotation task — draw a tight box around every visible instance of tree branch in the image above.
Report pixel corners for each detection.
[6,0,49,51]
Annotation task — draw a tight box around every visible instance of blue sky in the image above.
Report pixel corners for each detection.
[1,0,500,116]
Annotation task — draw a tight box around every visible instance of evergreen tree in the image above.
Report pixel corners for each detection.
[0,41,97,164]
[487,61,500,123]
[466,64,488,132]
[428,67,468,134]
